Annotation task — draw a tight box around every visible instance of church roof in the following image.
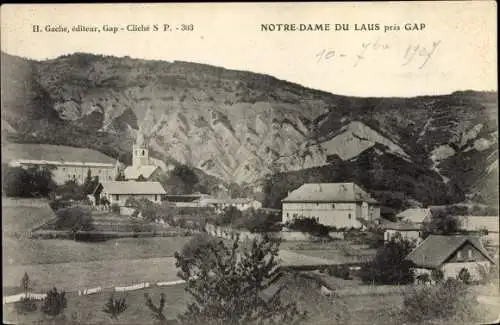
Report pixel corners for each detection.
[124,165,159,180]
[2,143,116,166]
[101,181,166,195]
[282,182,378,204]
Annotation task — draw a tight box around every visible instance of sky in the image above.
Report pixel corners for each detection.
[1,2,497,97]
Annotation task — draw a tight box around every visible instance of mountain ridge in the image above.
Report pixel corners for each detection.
[1,51,497,210]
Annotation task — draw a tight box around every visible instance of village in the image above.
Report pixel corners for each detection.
[2,130,499,325]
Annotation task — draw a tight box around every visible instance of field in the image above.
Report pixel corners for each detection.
[3,236,192,265]
[2,199,56,234]
[3,284,189,325]
[281,240,377,264]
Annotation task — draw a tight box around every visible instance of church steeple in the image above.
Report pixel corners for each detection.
[133,128,149,167]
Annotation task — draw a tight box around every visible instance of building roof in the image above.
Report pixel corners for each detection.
[2,143,117,166]
[406,235,495,269]
[281,182,378,204]
[384,221,422,231]
[101,181,166,195]
[200,198,259,205]
[124,165,159,180]
[456,216,499,233]
[396,208,432,224]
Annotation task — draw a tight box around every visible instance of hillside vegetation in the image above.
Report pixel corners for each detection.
[1,52,497,210]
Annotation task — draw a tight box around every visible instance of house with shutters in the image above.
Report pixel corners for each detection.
[281,182,380,229]
[406,234,496,281]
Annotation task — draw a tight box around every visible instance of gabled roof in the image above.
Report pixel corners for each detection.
[282,182,378,204]
[124,165,159,180]
[406,235,495,269]
[101,181,166,195]
[396,208,432,224]
[2,143,116,165]
[383,221,422,231]
[456,216,499,233]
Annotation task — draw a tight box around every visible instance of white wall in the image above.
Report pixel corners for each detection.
[384,229,422,243]
[20,163,116,185]
[442,261,492,280]
[282,202,363,228]
[103,193,161,206]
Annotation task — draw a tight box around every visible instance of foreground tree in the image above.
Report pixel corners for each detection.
[361,233,416,285]
[174,235,306,325]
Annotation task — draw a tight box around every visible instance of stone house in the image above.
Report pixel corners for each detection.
[281,182,380,228]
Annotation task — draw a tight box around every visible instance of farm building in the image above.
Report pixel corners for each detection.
[97,181,166,206]
[281,182,380,228]
[2,142,118,185]
[395,208,432,225]
[383,221,423,243]
[406,235,496,281]
[199,198,263,212]
[123,130,162,181]
[163,193,214,207]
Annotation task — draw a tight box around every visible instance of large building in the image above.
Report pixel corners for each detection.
[2,142,118,185]
[281,182,380,228]
[123,131,161,181]
[98,181,166,206]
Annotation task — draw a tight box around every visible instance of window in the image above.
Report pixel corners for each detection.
[62,167,66,171]
[468,249,473,259]
[457,251,462,260]
[348,213,352,219]
[332,203,336,209]
[114,195,119,201]
[142,150,145,156]
[155,195,158,201]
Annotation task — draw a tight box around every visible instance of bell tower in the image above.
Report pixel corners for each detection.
[132,128,149,167]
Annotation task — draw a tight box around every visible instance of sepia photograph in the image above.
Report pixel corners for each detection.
[1,2,498,325]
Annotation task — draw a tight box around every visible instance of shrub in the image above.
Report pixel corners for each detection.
[286,216,330,237]
[14,297,38,314]
[430,269,444,283]
[457,268,472,284]
[402,278,480,324]
[41,287,67,318]
[110,203,120,214]
[53,207,94,231]
[144,293,167,324]
[327,265,352,280]
[103,295,127,320]
[361,233,416,285]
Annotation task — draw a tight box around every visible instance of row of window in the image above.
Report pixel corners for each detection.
[286,213,352,219]
[456,249,474,260]
[112,195,159,201]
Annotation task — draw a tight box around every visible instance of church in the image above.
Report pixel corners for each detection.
[123,130,162,181]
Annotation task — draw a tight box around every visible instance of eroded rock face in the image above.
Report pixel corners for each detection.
[1,52,497,204]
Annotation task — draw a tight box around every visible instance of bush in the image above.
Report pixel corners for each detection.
[53,207,94,231]
[103,295,127,320]
[402,278,480,324]
[430,269,444,283]
[457,268,472,284]
[361,233,416,285]
[3,165,56,198]
[41,287,67,318]
[286,216,330,237]
[326,265,352,280]
[110,203,120,214]
[14,297,37,314]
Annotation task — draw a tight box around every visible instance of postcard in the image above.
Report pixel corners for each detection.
[1,2,498,325]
